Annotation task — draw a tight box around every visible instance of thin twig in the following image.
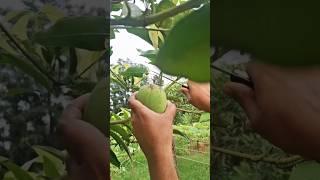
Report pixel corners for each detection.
[212,145,304,165]
[165,77,182,92]
[177,108,204,114]
[110,0,206,26]
[111,25,170,32]
[124,0,131,18]
[111,119,130,125]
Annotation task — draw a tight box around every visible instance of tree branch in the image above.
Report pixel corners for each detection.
[212,145,304,165]
[110,0,206,26]
[111,25,170,32]
[110,119,130,125]
[177,108,203,114]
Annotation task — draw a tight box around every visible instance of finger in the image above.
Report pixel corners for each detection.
[180,88,191,100]
[70,93,90,110]
[164,101,177,121]
[61,94,90,120]
[224,82,260,127]
[128,92,150,113]
[56,119,108,164]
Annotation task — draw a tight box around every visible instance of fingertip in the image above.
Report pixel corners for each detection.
[166,101,177,114]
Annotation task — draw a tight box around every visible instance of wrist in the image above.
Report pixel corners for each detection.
[146,145,173,163]
[146,147,177,180]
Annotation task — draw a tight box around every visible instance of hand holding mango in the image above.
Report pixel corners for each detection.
[136,84,167,113]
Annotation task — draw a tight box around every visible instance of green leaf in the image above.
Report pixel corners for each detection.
[0,156,8,162]
[127,28,152,45]
[21,157,41,171]
[121,66,148,78]
[213,1,320,66]
[42,156,61,178]
[289,161,320,180]
[0,161,34,180]
[34,16,108,50]
[199,113,210,122]
[110,131,131,158]
[11,13,33,40]
[32,145,67,162]
[139,49,158,62]
[155,4,210,82]
[173,128,189,140]
[156,0,175,28]
[110,149,121,168]
[112,3,123,11]
[40,4,65,23]
[76,49,105,80]
[0,37,17,55]
[33,146,64,178]
[0,53,51,89]
[111,125,130,143]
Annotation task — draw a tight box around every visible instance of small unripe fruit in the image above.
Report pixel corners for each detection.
[83,79,107,135]
[136,84,167,113]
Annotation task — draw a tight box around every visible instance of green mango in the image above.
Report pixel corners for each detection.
[83,79,108,135]
[136,84,167,113]
[213,0,320,66]
[155,4,210,82]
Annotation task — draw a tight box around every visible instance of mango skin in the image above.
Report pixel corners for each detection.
[136,84,167,113]
[83,79,108,135]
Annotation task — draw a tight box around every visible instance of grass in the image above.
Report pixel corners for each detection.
[111,145,210,180]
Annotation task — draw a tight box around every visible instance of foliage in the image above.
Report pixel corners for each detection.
[0,0,106,179]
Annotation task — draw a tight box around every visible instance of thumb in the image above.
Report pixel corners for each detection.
[223,82,260,125]
[164,101,176,121]
[181,88,191,101]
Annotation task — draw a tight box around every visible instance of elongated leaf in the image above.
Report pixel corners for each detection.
[110,131,131,158]
[156,0,175,28]
[173,128,189,140]
[21,157,41,171]
[33,146,64,178]
[12,13,33,40]
[213,0,320,66]
[34,16,108,50]
[42,156,61,178]
[139,49,158,62]
[41,4,65,23]
[121,66,148,78]
[0,53,51,89]
[111,125,130,143]
[127,28,152,45]
[0,161,34,180]
[0,37,17,55]
[289,161,320,180]
[110,149,120,168]
[33,145,67,162]
[156,4,210,82]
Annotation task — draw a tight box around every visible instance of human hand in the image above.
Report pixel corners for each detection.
[181,80,210,112]
[224,62,320,160]
[128,93,178,180]
[57,94,109,180]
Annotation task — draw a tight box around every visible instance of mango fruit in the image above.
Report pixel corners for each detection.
[83,79,108,135]
[136,84,167,113]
